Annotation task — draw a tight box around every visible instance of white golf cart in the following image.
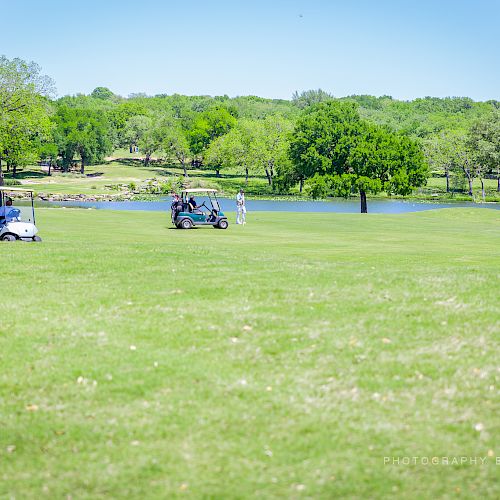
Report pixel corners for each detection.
[0,187,42,242]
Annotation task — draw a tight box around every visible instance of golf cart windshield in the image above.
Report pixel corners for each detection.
[0,189,36,225]
[181,189,220,213]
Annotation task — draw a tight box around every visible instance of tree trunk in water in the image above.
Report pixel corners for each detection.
[360,190,368,213]
[299,178,304,193]
[245,167,248,184]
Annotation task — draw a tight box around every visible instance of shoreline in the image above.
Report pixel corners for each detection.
[4,190,499,205]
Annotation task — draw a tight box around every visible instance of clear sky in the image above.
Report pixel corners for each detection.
[1,0,499,101]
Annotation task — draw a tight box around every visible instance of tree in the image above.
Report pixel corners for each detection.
[54,106,113,173]
[108,102,149,148]
[249,115,293,186]
[2,126,40,177]
[423,133,471,195]
[290,101,428,212]
[204,134,227,177]
[468,111,500,194]
[38,141,58,176]
[290,101,361,179]
[292,89,334,109]
[204,124,254,183]
[123,115,152,151]
[189,105,237,156]
[158,118,191,177]
[451,136,476,197]
[0,55,54,184]
[90,87,115,100]
[347,123,428,212]
[138,127,161,166]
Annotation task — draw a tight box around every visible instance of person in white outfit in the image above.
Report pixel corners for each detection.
[236,188,246,224]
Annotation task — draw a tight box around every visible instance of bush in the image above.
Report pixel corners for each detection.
[160,177,183,194]
[186,178,220,190]
[305,174,332,199]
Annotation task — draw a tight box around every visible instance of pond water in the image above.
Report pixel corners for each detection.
[36,198,500,214]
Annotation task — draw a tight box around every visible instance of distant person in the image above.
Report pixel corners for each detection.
[0,197,14,223]
[188,196,198,212]
[236,188,246,224]
[171,193,182,217]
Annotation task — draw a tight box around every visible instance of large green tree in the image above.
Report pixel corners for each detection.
[54,106,113,173]
[290,101,428,212]
[0,55,54,184]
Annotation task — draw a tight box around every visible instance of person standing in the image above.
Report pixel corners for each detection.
[236,188,246,224]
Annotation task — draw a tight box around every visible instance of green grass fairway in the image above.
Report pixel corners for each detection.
[1,208,499,498]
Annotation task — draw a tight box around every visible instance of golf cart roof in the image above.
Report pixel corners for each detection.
[0,186,33,193]
[182,188,218,193]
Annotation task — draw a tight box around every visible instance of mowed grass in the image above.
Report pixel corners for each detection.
[12,156,270,196]
[0,208,499,498]
[17,162,178,195]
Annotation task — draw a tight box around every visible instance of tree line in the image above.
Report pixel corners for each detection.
[0,55,499,212]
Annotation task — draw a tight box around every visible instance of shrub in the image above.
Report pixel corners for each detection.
[187,178,220,190]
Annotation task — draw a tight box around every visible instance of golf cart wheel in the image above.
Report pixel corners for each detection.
[180,218,193,229]
[1,234,17,242]
[33,236,42,242]
[217,219,229,230]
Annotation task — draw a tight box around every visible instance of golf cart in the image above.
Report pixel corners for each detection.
[172,188,228,229]
[0,187,42,242]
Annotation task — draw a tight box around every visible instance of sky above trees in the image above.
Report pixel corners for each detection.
[1,0,499,101]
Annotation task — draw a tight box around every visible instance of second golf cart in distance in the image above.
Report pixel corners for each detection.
[172,189,229,229]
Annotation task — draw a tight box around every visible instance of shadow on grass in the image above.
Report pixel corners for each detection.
[4,169,47,179]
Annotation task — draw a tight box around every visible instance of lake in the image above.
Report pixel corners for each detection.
[38,198,500,213]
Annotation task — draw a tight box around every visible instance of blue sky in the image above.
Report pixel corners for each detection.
[1,0,499,100]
